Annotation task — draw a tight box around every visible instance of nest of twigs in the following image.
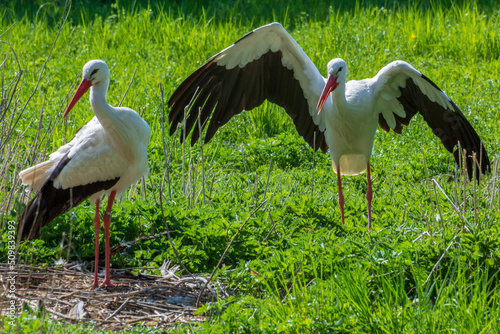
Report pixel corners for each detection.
[0,260,220,331]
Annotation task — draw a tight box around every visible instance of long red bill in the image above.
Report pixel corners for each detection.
[316,75,339,113]
[63,78,92,119]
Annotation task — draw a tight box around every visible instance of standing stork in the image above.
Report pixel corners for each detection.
[18,60,150,287]
[167,22,490,229]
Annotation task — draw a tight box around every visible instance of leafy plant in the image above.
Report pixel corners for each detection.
[1,0,500,333]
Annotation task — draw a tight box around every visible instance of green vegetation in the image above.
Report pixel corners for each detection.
[1,0,500,332]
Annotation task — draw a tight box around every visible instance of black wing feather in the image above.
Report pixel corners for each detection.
[168,50,328,153]
[379,75,490,180]
[18,153,120,240]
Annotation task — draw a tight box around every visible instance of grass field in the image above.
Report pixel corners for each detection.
[1,0,500,332]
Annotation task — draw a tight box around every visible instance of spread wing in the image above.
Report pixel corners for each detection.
[373,61,490,180]
[168,22,329,153]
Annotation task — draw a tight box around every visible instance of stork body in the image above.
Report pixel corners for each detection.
[168,22,490,228]
[18,60,150,287]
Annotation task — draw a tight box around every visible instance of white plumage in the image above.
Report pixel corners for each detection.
[19,59,150,288]
[168,22,489,229]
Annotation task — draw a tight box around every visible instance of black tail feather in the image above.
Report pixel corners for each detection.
[18,153,120,240]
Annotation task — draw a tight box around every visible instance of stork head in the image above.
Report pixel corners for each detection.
[316,58,347,113]
[63,60,110,119]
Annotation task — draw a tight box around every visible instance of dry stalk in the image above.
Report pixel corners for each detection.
[158,164,192,276]
[0,0,70,232]
[118,68,137,107]
[262,209,281,242]
[160,84,177,199]
[180,87,199,196]
[401,203,407,226]
[432,181,444,230]
[423,235,457,286]
[240,144,255,206]
[195,200,267,307]
[421,145,436,231]
[197,107,206,205]
[262,158,273,204]
[104,297,132,321]
[488,157,498,210]
[14,0,72,133]
[432,178,472,232]
[0,263,210,331]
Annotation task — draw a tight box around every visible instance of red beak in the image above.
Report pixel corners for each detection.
[316,74,339,113]
[63,78,92,119]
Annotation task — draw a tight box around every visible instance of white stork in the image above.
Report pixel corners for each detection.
[168,22,490,229]
[18,60,150,288]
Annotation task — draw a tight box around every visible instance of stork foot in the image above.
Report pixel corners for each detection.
[100,279,116,288]
[93,277,100,289]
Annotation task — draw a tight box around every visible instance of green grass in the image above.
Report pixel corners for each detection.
[1,0,500,333]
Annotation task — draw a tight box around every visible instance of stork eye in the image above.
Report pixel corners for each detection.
[337,67,343,73]
[91,69,99,77]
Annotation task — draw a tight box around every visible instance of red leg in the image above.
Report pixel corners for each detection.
[337,164,345,226]
[93,199,101,288]
[366,163,373,229]
[101,190,116,287]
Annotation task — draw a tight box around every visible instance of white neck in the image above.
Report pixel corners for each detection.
[332,80,348,114]
[89,79,117,129]
[89,79,139,162]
